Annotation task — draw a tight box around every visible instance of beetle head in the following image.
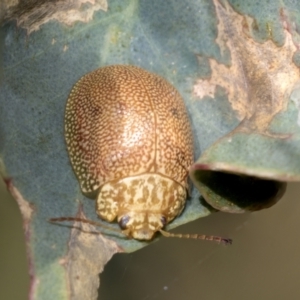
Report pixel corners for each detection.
[118,212,167,240]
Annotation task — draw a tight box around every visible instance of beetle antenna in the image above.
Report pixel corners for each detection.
[159,229,232,245]
[49,217,122,234]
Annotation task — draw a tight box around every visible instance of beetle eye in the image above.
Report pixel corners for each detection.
[119,215,130,230]
[161,216,167,227]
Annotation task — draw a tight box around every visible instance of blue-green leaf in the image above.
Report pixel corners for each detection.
[2,0,300,299]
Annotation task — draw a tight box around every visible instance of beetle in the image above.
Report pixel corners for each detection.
[51,65,231,244]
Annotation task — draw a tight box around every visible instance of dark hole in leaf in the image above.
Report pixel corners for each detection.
[193,170,287,213]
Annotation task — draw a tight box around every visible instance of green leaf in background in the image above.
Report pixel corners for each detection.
[1,0,300,299]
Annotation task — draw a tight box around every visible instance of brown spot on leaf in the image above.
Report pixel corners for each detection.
[194,0,300,136]
[65,205,123,299]
[3,0,108,34]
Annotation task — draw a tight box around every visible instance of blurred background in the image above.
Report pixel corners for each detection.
[1,180,300,300]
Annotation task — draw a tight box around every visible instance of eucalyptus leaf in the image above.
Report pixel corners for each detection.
[1,0,300,299]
